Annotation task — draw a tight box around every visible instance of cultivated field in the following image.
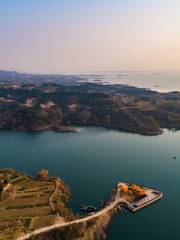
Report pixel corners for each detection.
[0,169,71,240]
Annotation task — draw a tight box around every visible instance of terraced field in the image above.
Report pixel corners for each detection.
[0,169,72,240]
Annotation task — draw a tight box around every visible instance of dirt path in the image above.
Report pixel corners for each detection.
[17,197,127,240]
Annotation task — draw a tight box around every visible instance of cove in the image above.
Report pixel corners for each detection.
[0,127,179,240]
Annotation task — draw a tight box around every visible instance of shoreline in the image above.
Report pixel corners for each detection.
[0,125,164,136]
[0,169,163,240]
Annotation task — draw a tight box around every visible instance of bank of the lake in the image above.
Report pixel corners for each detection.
[0,127,179,240]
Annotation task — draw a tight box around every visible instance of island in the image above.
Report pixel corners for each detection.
[0,169,162,240]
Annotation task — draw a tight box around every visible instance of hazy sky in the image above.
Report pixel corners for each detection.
[0,0,180,73]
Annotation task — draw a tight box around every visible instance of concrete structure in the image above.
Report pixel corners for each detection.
[16,182,163,240]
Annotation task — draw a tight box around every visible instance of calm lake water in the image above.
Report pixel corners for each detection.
[0,127,179,239]
[78,70,180,92]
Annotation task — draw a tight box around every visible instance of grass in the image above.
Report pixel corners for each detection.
[6,205,34,210]
[24,218,32,228]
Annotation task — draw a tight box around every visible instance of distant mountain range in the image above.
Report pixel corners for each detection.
[0,69,82,84]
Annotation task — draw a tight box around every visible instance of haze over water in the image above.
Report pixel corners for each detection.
[77,70,180,92]
[0,127,179,240]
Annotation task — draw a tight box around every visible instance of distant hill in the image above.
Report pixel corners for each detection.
[0,70,81,84]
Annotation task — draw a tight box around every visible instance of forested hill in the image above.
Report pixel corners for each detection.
[0,76,180,135]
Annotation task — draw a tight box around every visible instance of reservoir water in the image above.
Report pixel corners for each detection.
[0,127,179,239]
[78,70,180,92]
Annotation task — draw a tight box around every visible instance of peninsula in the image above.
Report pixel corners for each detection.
[0,70,180,136]
[0,169,162,240]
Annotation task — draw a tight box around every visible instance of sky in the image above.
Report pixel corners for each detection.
[0,0,180,73]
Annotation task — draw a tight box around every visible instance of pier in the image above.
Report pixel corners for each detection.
[116,182,163,212]
[17,182,162,240]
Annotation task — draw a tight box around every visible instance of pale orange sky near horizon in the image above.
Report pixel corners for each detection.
[0,0,180,73]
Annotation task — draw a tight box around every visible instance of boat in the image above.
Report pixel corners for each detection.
[80,205,97,212]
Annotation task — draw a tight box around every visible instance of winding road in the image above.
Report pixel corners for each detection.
[16,183,162,240]
[17,193,127,240]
